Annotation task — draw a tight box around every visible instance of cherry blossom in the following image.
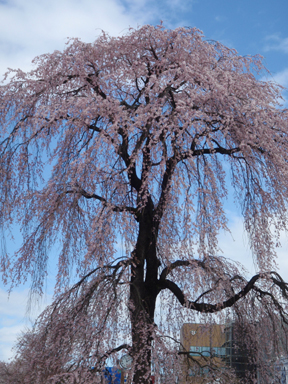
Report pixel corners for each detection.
[1,24,288,383]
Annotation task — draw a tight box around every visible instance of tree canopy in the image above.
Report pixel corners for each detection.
[1,24,288,383]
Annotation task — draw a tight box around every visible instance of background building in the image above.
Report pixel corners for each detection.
[179,323,227,383]
[179,322,257,383]
[222,322,257,382]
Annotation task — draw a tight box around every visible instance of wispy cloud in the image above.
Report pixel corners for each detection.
[261,67,288,108]
[0,0,147,78]
[264,34,288,54]
[0,288,52,361]
[0,325,24,361]
[0,0,193,79]
[270,68,288,107]
[218,213,255,276]
[214,15,226,22]
[218,212,288,282]
[271,68,288,88]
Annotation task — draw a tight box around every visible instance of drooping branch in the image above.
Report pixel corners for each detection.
[159,260,204,281]
[63,187,138,217]
[154,141,241,224]
[91,343,132,370]
[158,272,288,313]
[48,258,132,319]
[72,258,132,287]
[184,145,241,159]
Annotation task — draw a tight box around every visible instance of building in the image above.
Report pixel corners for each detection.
[222,322,257,382]
[179,322,257,383]
[179,323,227,383]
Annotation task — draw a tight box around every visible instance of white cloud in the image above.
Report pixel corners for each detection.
[0,0,148,78]
[271,67,288,88]
[270,68,288,108]
[0,288,52,361]
[0,0,196,79]
[261,67,288,108]
[264,34,288,54]
[218,213,256,276]
[218,212,288,282]
[0,325,25,361]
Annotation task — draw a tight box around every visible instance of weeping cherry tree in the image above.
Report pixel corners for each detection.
[1,24,288,383]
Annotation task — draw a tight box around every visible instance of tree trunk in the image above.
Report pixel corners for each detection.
[129,199,159,384]
[130,311,154,384]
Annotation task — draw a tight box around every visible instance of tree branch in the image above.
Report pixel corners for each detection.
[154,157,177,224]
[92,343,131,368]
[158,272,288,313]
[117,127,142,192]
[160,260,204,281]
[64,188,138,217]
[85,74,107,100]
[184,146,241,159]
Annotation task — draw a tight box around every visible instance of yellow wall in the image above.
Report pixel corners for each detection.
[179,323,226,384]
[180,323,226,352]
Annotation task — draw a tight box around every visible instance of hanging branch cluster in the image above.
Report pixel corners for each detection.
[1,24,288,383]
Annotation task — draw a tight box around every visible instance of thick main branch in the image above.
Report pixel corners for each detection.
[158,272,288,313]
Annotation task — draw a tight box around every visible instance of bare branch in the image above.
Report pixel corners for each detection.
[159,272,288,313]
[63,188,138,216]
[160,260,204,281]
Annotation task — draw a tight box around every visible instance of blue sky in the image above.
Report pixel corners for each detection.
[1,0,288,361]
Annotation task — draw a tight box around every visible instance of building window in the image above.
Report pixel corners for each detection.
[190,346,211,357]
[212,347,226,357]
[190,346,226,358]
